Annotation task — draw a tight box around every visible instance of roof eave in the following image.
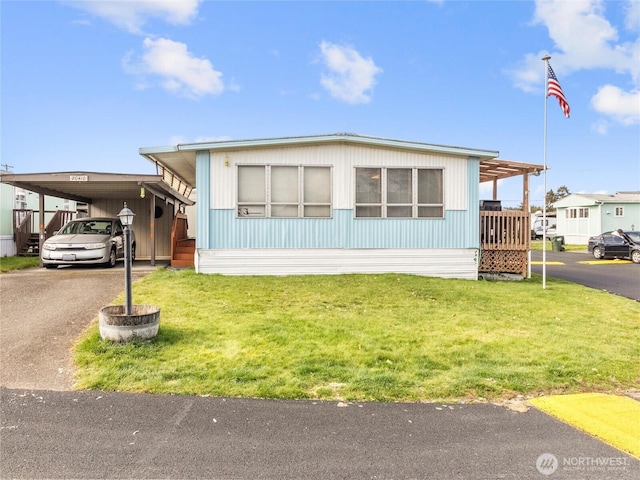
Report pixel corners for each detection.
[141,134,500,160]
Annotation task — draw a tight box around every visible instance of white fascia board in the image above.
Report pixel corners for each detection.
[139,146,179,155]
[143,134,499,160]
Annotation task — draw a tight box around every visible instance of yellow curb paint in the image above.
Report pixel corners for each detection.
[530,393,640,458]
[530,261,565,265]
[578,260,632,265]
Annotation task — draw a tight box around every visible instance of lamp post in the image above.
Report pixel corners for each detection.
[118,203,135,316]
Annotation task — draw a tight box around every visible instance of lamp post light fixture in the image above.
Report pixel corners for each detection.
[117,202,135,315]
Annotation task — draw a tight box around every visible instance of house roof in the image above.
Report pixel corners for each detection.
[553,192,640,208]
[0,171,194,205]
[139,132,543,187]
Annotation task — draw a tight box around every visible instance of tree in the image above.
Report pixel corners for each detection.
[545,186,570,210]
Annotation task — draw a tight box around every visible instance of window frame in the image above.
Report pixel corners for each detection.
[615,206,624,217]
[354,166,444,219]
[237,165,332,219]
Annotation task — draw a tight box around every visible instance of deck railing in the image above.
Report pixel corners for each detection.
[13,209,33,256]
[46,210,74,238]
[12,209,76,255]
[479,210,530,275]
[480,210,530,250]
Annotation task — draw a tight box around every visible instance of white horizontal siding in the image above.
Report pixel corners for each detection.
[209,144,468,210]
[1,235,16,257]
[196,248,479,280]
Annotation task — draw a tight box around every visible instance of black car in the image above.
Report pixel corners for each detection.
[587,230,640,263]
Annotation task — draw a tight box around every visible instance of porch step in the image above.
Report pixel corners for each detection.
[19,234,40,257]
[171,238,195,267]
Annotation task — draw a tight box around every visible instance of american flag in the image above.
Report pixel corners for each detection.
[547,63,570,118]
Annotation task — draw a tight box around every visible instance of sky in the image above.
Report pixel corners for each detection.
[1,0,639,208]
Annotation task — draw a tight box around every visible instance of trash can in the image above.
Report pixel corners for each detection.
[551,236,565,252]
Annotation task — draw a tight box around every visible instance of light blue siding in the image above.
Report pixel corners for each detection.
[196,150,211,249]
[466,157,480,244]
[209,209,479,249]
[207,157,482,250]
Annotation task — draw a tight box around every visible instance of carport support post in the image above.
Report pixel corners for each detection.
[150,194,156,267]
[38,194,45,267]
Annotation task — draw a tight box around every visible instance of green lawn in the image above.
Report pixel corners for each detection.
[529,240,586,252]
[0,256,39,272]
[73,269,640,402]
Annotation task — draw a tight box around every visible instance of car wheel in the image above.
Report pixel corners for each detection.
[631,250,640,264]
[592,246,604,259]
[131,243,136,262]
[106,248,117,268]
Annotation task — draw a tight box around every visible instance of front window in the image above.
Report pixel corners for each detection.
[355,167,443,218]
[237,165,332,218]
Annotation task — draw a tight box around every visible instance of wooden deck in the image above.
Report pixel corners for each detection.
[479,210,530,276]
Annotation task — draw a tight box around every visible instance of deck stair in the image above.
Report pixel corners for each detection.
[170,213,195,267]
[19,233,40,256]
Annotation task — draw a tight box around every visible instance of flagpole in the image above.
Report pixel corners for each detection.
[541,54,550,290]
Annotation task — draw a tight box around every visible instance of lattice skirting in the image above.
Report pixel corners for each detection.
[479,249,527,275]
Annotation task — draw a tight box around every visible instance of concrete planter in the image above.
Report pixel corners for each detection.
[99,305,160,342]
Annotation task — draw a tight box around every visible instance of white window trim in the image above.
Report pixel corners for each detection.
[354,166,445,219]
[237,165,332,218]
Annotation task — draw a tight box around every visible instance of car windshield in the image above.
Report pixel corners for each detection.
[626,232,640,243]
[60,220,113,235]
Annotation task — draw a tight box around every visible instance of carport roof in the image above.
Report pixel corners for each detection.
[0,171,194,205]
[139,133,544,186]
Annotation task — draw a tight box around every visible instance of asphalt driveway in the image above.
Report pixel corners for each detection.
[0,262,163,390]
[530,250,640,301]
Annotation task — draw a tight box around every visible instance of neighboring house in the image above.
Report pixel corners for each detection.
[553,192,640,244]
[16,187,83,225]
[0,179,81,257]
[140,133,542,280]
[0,170,15,256]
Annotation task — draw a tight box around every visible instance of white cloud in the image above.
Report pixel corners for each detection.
[124,38,224,99]
[624,0,640,33]
[64,0,201,34]
[591,85,640,125]
[508,0,640,127]
[317,41,382,104]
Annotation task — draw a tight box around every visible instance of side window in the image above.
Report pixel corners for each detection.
[238,165,332,218]
[605,234,624,245]
[114,220,124,235]
[355,167,444,218]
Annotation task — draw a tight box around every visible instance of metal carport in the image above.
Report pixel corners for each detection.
[0,171,194,266]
